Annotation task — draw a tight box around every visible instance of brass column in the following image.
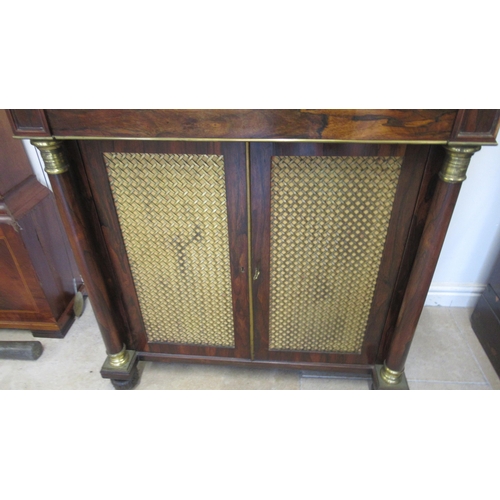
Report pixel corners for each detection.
[373,145,481,389]
[31,139,139,388]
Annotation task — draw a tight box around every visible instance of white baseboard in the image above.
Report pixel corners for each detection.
[424,284,486,308]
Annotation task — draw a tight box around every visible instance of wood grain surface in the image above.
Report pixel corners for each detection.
[385,179,462,372]
[450,109,500,144]
[7,109,52,137]
[41,109,458,141]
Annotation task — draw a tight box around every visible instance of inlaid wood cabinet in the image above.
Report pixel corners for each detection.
[0,110,82,337]
[7,109,500,389]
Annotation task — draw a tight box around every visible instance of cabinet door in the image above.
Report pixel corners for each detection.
[0,223,53,328]
[78,141,250,359]
[250,142,433,365]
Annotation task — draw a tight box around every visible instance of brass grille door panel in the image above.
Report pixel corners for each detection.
[79,141,250,358]
[250,143,425,364]
[105,152,235,347]
[268,155,401,353]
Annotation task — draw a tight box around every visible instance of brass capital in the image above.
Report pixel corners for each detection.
[30,139,70,175]
[380,362,404,385]
[109,344,130,367]
[439,145,481,184]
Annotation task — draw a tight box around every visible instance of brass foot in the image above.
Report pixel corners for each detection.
[372,364,409,390]
[100,348,139,389]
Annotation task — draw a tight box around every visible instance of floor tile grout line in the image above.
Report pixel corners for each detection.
[300,376,371,381]
[407,378,489,385]
[448,307,492,388]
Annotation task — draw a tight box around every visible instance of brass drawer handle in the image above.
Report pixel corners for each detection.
[253,267,260,280]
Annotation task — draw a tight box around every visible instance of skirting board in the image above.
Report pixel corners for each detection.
[425,284,486,308]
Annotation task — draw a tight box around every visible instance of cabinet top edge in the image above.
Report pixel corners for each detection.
[7,109,500,145]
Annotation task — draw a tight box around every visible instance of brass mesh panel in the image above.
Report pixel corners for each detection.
[104,153,235,347]
[269,156,402,353]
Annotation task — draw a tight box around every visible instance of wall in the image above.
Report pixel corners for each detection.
[22,137,500,308]
[425,137,500,307]
[22,139,51,189]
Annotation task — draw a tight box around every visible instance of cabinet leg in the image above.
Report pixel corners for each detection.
[379,145,481,387]
[100,347,140,390]
[30,139,132,387]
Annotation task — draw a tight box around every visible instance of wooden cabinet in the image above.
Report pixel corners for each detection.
[6,109,500,389]
[0,110,82,337]
[471,249,500,377]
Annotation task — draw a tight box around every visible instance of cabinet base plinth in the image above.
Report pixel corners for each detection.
[31,317,75,339]
[31,286,87,339]
[372,364,409,390]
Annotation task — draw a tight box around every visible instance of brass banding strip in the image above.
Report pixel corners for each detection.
[246,142,255,360]
[16,135,452,145]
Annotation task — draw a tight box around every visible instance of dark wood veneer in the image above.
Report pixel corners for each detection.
[137,350,374,376]
[7,109,51,137]
[377,145,444,361]
[450,109,500,144]
[48,143,130,353]
[16,109,460,142]
[385,179,463,372]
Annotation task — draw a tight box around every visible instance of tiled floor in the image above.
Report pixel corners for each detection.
[0,303,498,390]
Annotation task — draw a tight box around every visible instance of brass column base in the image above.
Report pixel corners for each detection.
[100,349,140,390]
[372,364,410,390]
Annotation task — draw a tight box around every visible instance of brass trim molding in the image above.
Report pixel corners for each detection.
[439,145,481,183]
[380,362,404,385]
[109,344,130,367]
[30,139,69,175]
[15,135,450,145]
[246,143,255,360]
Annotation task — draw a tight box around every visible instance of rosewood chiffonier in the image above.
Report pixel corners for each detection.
[6,110,500,389]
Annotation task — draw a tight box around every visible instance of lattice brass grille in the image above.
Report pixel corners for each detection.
[269,156,402,353]
[104,153,235,347]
